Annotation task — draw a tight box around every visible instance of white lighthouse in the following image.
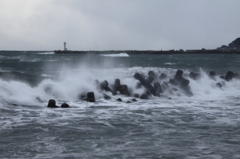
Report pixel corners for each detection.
[64,42,67,51]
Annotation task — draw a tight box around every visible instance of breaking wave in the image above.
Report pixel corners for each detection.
[0,65,240,107]
[38,52,55,55]
[100,53,129,57]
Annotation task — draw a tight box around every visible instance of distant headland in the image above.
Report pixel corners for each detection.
[54,38,240,54]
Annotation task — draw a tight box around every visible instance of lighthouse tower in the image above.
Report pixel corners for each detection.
[64,42,67,51]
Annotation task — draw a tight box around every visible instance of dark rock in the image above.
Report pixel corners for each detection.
[172,70,193,96]
[159,73,167,80]
[148,71,157,78]
[169,79,178,85]
[168,97,172,99]
[114,79,121,87]
[134,73,156,95]
[174,70,190,87]
[189,72,200,80]
[119,85,130,96]
[103,94,111,100]
[126,101,131,103]
[61,103,70,108]
[47,99,58,108]
[146,75,154,84]
[116,98,122,102]
[140,94,148,99]
[216,82,222,88]
[182,86,193,96]
[209,71,216,77]
[131,98,137,102]
[144,90,151,96]
[153,82,163,93]
[86,92,95,102]
[189,72,195,79]
[100,80,113,93]
[153,92,161,97]
[219,75,225,80]
[136,82,142,89]
[161,82,169,92]
[133,94,140,98]
[225,71,236,81]
[112,79,121,95]
[100,80,108,88]
[181,79,190,88]
[172,88,178,92]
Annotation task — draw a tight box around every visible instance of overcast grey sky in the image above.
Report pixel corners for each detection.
[0,0,240,50]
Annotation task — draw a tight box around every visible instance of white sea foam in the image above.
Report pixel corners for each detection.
[165,62,176,65]
[0,65,240,107]
[100,53,129,57]
[41,74,53,78]
[38,52,54,55]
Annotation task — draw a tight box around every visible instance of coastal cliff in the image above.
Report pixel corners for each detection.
[217,37,240,51]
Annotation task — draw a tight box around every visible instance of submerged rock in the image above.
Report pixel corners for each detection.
[131,98,137,102]
[61,103,70,108]
[116,98,122,102]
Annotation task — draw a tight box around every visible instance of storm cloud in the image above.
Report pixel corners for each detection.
[0,0,240,50]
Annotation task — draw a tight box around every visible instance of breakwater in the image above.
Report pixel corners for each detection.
[54,49,240,54]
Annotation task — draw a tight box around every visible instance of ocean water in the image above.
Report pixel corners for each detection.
[0,51,240,159]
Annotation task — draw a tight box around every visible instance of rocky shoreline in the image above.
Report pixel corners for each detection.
[47,69,239,108]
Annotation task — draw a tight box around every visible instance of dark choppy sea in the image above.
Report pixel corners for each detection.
[0,51,240,159]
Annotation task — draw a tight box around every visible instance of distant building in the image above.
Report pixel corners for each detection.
[64,42,67,51]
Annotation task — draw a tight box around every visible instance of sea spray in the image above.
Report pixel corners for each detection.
[1,57,240,106]
[1,51,240,158]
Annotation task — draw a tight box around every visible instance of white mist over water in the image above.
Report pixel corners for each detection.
[189,69,240,101]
